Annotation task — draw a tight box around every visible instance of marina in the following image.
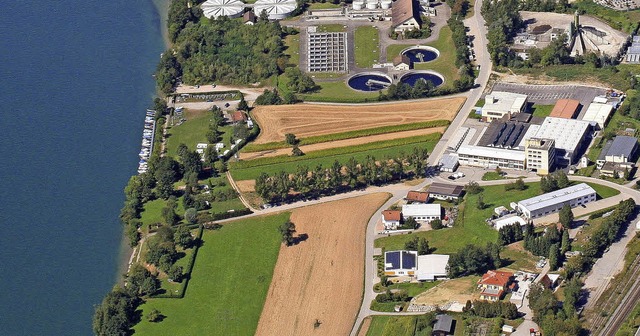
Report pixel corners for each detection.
[137,109,157,174]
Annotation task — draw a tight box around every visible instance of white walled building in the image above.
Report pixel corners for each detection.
[481,92,528,122]
[581,102,614,129]
[457,145,526,170]
[402,204,441,223]
[517,183,596,219]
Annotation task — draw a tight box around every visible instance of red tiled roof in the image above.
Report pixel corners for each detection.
[478,270,513,287]
[550,99,580,119]
[382,210,402,222]
[406,191,429,202]
[232,111,247,122]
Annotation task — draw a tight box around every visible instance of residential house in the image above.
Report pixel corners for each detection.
[381,210,402,230]
[405,191,429,204]
[478,270,514,301]
[231,111,247,124]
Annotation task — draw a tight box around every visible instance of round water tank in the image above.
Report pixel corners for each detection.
[380,0,391,9]
[366,1,378,9]
[353,2,363,9]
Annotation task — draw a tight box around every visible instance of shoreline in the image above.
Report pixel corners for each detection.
[114,0,170,285]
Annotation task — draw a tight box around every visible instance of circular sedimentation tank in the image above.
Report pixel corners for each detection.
[347,72,392,92]
[201,0,246,19]
[399,71,444,88]
[253,0,297,20]
[401,46,440,63]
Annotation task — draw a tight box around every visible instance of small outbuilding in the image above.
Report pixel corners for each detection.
[439,154,459,172]
[393,54,412,70]
[433,314,454,336]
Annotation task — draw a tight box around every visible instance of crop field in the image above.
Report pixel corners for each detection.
[240,127,446,160]
[229,133,440,181]
[256,193,390,336]
[133,213,290,336]
[251,97,465,144]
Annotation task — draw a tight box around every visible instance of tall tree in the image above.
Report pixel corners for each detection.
[279,221,296,246]
[559,204,574,228]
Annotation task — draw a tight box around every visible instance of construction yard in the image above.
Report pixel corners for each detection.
[255,193,390,336]
[249,98,465,144]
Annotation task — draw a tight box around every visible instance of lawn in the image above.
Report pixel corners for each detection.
[586,182,621,199]
[355,26,380,68]
[133,212,290,336]
[165,109,235,158]
[531,104,554,118]
[283,34,300,66]
[386,27,460,88]
[366,315,418,336]
[317,24,347,32]
[308,2,343,9]
[375,181,620,253]
[140,197,186,229]
[481,171,505,181]
[299,80,381,103]
[229,134,440,181]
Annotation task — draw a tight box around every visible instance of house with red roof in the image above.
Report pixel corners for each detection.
[231,111,247,124]
[405,191,429,204]
[478,270,514,301]
[382,210,402,230]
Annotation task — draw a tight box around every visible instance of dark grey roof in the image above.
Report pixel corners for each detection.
[607,136,637,158]
[597,139,612,161]
[428,182,464,197]
[477,120,530,149]
[434,314,453,332]
[401,251,416,269]
[385,251,400,270]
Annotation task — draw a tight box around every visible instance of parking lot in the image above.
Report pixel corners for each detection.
[491,83,607,111]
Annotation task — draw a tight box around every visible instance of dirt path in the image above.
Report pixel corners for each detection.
[251,98,465,144]
[239,127,446,160]
[255,193,390,336]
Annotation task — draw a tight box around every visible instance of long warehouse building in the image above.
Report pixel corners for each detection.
[516,183,596,219]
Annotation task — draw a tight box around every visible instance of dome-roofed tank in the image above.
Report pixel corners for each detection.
[201,0,245,19]
[253,0,297,20]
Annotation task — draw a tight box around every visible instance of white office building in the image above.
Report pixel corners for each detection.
[517,183,596,219]
[481,92,528,122]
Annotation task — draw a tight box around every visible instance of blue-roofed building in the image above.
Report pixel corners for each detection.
[384,250,418,276]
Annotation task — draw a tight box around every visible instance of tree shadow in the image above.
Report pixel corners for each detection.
[292,233,309,245]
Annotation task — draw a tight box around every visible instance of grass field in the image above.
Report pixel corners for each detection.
[531,104,554,118]
[133,212,290,336]
[366,316,418,336]
[355,26,380,68]
[284,34,300,66]
[165,109,234,158]
[481,171,505,181]
[317,24,347,32]
[140,197,186,229]
[386,27,459,88]
[299,80,381,103]
[375,181,620,253]
[229,134,440,181]
[308,2,343,10]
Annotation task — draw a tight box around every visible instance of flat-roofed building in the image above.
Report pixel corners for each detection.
[516,183,596,219]
[550,99,580,119]
[481,92,528,122]
[532,117,591,165]
[582,102,614,129]
[477,119,530,150]
[416,254,450,281]
[439,154,459,172]
[457,144,526,170]
[597,135,638,168]
[524,137,556,175]
[402,204,441,223]
[426,182,465,201]
[384,250,417,276]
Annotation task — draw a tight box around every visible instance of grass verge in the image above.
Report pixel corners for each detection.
[133,212,290,335]
[531,104,554,118]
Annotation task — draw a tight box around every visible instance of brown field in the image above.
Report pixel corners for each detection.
[357,317,372,336]
[240,127,445,160]
[255,193,390,336]
[251,98,465,144]
[412,276,480,306]
[235,179,256,193]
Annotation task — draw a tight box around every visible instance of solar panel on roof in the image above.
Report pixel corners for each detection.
[385,251,401,270]
[402,251,416,269]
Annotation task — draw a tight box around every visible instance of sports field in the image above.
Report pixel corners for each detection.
[251,98,465,144]
[133,213,289,335]
[256,193,390,336]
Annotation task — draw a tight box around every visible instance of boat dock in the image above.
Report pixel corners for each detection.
[137,109,156,174]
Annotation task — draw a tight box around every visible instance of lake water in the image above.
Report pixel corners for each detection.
[0,0,165,334]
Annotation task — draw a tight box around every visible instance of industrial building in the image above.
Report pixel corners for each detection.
[457,145,526,170]
[439,154,459,172]
[549,99,580,119]
[524,137,556,175]
[416,254,450,281]
[201,0,245,19]
[625,35,640,64]
[391,0,421,33]
[530,117,591,165]
[582,102,613,129]
[516,183,596,219]
[596,135,637,168]
[401,204,441,223]
[481,91,528,122]
[426,182,464,201]
[253,0,297,19]
[477,117,532,149]
[307,30,348,72]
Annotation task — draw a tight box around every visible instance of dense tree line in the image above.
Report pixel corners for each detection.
[255,148,429,203]
[519,0,569,13]
[447,243,502,278]
[447,0,470,17]
[404,236,431,255]
[498,223,524,245]
[463,300,519,319]
[481,0,522,66]
[619,91,640,120]
[375,288,409,303]
[92,287,140,336]
[540,170,570,193]
[504,177,526,191]
[157,8,288,92]
[582,198,636,259]
[284,68,316,93]
[528,281,583,335]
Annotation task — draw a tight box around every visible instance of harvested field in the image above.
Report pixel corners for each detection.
[235,179,256,193]
[412,276,479,307]
[251,98,465,144]
[256,193,390,336]
[358,317,372,336]
[240,127,445,160]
